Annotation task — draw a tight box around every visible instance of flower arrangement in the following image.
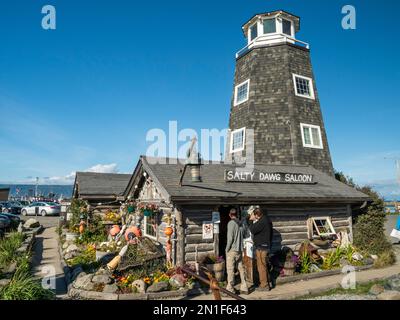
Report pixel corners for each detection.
[137,203,159,217]
[103,211,122,223]
[200,254,224,265]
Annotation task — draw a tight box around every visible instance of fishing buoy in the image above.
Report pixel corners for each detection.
[110,225,121,237]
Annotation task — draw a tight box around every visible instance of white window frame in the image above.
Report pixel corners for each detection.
[300,123,324,149]
[230,127,246,153]
[292,73,315,100]
[248,22,258,42]
[262,17,277,35]
[234,79,250,106]
[308,217,336,238]
[281,18,293,36]
[144,214,158,240]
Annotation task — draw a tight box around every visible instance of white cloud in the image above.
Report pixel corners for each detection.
[84,163,119,173]
[13,163,121,185]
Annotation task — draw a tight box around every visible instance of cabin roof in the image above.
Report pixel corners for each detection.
[124,156,370,204]
[73,172,131,198]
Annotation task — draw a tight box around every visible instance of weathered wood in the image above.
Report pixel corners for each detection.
[175,208,185,267]
[273,232,308,240]
[273,225,308,233]
[185,225,203,234]
[332,220,351,227]
[185,243,215,253]
[185,234,214,244]
[185,251,215,262]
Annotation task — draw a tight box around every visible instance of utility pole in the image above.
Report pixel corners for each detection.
[35,177,39,198]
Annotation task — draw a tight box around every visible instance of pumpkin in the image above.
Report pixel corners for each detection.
[164,226,173,237]
[110,225,121,237]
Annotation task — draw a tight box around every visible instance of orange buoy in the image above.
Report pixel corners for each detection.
[164,226,173,237]
[79,221,86,234]
[125,226,142,241]
[110,225,121,237]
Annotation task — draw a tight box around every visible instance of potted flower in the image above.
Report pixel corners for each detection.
[138,203,159,217]
[66,224,80,241]
[201,254,225,281]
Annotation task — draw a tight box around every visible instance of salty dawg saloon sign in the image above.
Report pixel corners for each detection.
[224,170,315,184]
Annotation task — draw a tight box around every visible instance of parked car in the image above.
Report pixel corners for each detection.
[0,213,20,228]
[21,202,61,216]
[0,214,11,230]
[17,200,30,206]
[0,201,22,214]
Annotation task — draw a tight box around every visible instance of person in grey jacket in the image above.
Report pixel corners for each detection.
[225,208,248,294]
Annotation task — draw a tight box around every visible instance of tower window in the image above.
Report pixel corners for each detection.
[263,18,276,34]
[300,123,323,149]
[250,23,258,41]
[292,74,315,99]
[282,19,292,36]
[234,79,250,106]
[230,127,246,153]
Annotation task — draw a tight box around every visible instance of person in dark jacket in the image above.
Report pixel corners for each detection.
[248,207,273,291]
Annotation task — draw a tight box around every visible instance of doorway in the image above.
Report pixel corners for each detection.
[218,205,239,260]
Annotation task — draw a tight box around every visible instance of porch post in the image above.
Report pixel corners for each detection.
[174,207,185,266]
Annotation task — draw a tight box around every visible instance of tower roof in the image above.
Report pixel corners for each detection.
[242,10,300,37]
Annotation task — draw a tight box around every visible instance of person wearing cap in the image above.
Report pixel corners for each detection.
[248,207,273,291]
[225,208,248,294]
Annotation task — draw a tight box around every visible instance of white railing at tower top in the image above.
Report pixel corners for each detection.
[236,34,310,58]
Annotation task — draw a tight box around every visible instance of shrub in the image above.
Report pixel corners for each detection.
[0,256,54,300]
[0,232,24,269]
[75,215,108,245]
[374,250,396,268]
[335,171,393,257]
[68,199,89,230]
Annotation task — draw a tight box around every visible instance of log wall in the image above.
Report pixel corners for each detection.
[178,204,352,264]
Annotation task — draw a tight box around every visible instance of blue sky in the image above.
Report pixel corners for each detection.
[0,0,399,199]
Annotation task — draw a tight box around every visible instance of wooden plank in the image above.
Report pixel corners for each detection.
[274,232,309,240]
[185,234,214,244]
[185,225,203,234]
[185,243,215,253]
[185,251,215,263]
[271,220,307,227]
[175,208,185,267]
[332,220,350,227]
[273,225,308,233]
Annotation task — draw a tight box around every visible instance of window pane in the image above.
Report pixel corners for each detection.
[250,24,258,41]
[303,127,311,145]
[232,130,244,151]
[236,82,249,104]
[282,19,292,36]
[295,76,311,96]
[311,128,321,147]
[263,18,276,34]
[146,216,157,237]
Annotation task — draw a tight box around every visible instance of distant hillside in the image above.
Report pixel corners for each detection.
[0,184,73,199]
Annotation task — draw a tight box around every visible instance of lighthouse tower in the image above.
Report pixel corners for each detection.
[226,11,334,176]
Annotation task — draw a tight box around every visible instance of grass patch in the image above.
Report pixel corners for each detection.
[0,232,25,270]
[0,255,54,300]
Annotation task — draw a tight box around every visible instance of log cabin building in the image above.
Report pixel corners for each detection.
[73,172,131,213]
[122,10,370,268]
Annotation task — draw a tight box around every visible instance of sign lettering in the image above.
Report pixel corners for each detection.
[224,170,315,184]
